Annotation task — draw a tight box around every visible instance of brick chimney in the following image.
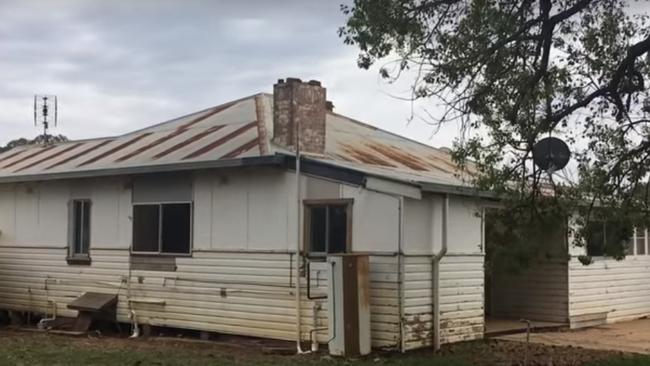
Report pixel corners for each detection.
[273,78,327,155]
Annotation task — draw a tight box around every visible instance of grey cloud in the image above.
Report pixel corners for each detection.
[0,0,458,150]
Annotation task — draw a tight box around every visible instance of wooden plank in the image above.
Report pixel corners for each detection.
[67,292,118,312]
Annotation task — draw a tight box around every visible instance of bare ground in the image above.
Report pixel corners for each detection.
[0,327,647,366]
[498,319,650,355]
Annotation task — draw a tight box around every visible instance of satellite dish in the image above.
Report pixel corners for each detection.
[532,136,571,173]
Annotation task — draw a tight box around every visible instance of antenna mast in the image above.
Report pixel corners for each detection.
[33,94,58,145]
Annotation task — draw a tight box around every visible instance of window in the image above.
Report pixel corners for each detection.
[635,227,647,255]
[69,199,91,261]
[586,220,633,257]
[133,203,192,254]
[586,221,606,256]
[304,200,352,256]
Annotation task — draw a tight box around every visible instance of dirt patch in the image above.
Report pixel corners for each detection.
[440,338,628,366]
[498,319,650,355]
[0,327,644,366]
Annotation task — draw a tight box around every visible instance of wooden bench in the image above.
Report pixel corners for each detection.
[67,292,118,333]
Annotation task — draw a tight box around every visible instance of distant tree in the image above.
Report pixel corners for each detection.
[340,0,650,263]
[0,134,68,153]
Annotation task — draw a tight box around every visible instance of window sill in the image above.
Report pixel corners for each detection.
[131,252,192,257]
[130,254,178,272]
[66,256,91,266]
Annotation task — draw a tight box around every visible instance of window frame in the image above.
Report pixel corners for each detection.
[585,220,606,257]
[585,220,637,257]
[67,199,92,264]
[303,199,353,257]
[634,227,648,256]
[131,201,194,256]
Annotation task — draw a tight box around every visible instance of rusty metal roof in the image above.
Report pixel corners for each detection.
[0,93,470,188]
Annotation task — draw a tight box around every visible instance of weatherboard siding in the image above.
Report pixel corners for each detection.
[490,260,569,323]
[0,246,400,348]
[402,254,484,350]
[568,255,650,328]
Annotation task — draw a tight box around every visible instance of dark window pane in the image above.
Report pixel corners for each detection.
[309,206,327,253]
[81,201,90,255]
[603,221,632,257]
[328,205,347,253]
[586,221,605,256]
[73,200,83,255]
[133,205,160,252]
[161,203,191,254]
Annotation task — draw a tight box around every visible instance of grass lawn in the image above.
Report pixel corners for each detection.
[0,329,649,366]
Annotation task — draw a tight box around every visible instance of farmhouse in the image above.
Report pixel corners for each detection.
[0,78,648,354]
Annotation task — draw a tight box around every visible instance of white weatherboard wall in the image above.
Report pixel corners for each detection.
[401,196,485,350]
[0,170,402,349]
[0,169,487,350]
[567,220,650,328]
[568,254,650,328]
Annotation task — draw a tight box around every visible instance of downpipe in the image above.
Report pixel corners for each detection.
[293,118,311,355]
[37,300,57,330]
[309,302,326,352]
[129,310,140,338]
[432,194,449,352]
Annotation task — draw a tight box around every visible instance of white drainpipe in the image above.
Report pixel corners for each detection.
[37,299,57,329]
[293,95,310,355]
[432,194,449,352]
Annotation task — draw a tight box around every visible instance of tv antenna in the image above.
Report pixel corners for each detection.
[33,94,58,144]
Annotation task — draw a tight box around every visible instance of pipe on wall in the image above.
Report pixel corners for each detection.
[397,196,405,353]
[293,87,310,355]
[432,194,449,352]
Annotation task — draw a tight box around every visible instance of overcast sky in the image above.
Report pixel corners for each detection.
[0,0,459,148]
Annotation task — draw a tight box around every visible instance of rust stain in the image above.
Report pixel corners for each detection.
[426,153,459,175]
[254,94,268,155]
[46,139,114,170]
[404,315,429,341]
[183,121,258,160]
[1,145,57,169]
[153,125,226,160]
[115,129,190,162]
[175,101,235,130]
[14,143,85,172]
[334,153,355,163]
[117,100,239,163]
[0,149,28,164]
[340,143,397,168]
[366,143,429,171]
[77,133,153,167]
[46,140,114,170]
[220,137,260,160]
[358,256,370,311]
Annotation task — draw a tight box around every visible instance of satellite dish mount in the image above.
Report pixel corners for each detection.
[34,94,58,144]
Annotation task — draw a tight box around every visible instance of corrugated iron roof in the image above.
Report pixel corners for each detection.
[0,93,471,188]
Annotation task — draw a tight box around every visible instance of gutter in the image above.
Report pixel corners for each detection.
[432,194,449,352]
[0,155,287,183]
[420,182,498,199]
